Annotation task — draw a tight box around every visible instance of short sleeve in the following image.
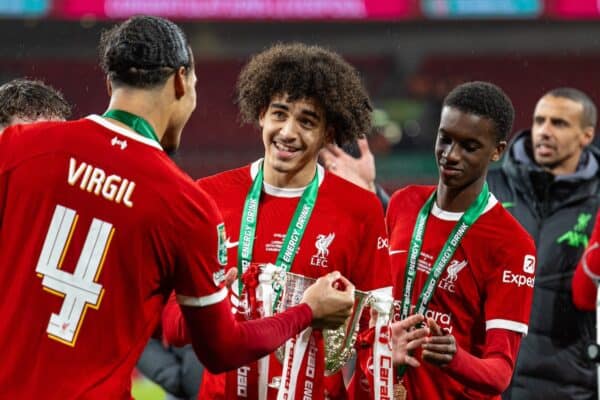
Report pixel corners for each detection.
[351,195,392,293]
[572,212,600,310]
[172,187,228,308]
[483,229,536,335]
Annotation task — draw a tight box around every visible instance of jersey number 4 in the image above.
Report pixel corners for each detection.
[36,205,114,346]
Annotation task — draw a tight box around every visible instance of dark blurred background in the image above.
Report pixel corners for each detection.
[4,0,600,192]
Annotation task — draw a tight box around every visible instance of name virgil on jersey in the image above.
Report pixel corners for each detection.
[67,157,136,207]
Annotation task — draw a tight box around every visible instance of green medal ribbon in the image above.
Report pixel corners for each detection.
[102,109,160,143]
[237,162,319,310]
[396,183,490,377]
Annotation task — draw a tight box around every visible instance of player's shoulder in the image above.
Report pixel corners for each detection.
[480,200,535,249]
[2,118,84,141]
[487,201,531,237]
[0,119,89,165]
[196,164,250,187]
[322,171,383,215]
[164,170,223,227]
[196,164,252,198]
[389,185,435,213]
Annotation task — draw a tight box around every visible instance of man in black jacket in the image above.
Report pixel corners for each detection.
[488,87,600,400]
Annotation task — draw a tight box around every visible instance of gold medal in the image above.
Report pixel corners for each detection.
[393,382,407,400]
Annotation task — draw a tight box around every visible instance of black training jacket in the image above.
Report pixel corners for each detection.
[487,130,600,400]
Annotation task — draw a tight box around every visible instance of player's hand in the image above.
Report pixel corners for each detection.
[320,138,376,192]
[391,314,429,368]
[421,317,457,367]
[301,271,355,330]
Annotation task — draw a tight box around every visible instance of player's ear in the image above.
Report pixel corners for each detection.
[258,108,267,129]
[325,126,335,145]
[492,140,507,162]
[173,66,187,100]
[105,76,112,97]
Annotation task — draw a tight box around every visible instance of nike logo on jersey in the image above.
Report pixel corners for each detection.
[389,249,407,255]
[111,136,128,150]
[225,238,239,249]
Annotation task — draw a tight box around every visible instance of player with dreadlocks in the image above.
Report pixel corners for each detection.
[0,17,355,398]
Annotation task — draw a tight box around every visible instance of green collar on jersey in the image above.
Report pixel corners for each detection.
[102,109,160,144]
[237,161,319,312]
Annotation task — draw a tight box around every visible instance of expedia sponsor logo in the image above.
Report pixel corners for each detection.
[237,365,250,397]
[310,233,335,268]
[502,270,535,288]
[377,237,389,250]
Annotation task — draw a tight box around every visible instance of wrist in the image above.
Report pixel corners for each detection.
[297,303,314,326]
[445,342,463,370]
[300,299,318,319]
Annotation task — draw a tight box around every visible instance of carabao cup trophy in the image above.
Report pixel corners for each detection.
[240,264,395,400]
[265,267,371,375]
[257,264,371,375]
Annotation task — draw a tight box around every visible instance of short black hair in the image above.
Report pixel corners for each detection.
[443,81,514,142]
[98,15,192,88]
[544,87,597,129]
[236,43,372,145]
[0,78,71,129]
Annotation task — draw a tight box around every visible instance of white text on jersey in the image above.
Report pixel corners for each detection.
[68,157,136,208]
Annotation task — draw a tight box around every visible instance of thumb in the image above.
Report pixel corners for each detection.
[326,271,342,283]
[427,317,444,336]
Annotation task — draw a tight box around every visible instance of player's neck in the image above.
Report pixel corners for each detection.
[105,92,167,142]
[262,159,317,189]
[436,177,486,213]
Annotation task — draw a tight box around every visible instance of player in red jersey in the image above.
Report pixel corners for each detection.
[573,213,600,311]
[386,82,537,399]
[0,78,71,129]
[162,43,393,400]
[0,17,355,399]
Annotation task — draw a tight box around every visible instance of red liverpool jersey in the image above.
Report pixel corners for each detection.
[197,160,392,400]
[387,185,536,399]
[573,211,600,311]
[0,116,227,399]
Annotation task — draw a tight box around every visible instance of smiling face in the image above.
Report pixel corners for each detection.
[260,94,330,188]
[435,106,506,192]
[531,95,594,176]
